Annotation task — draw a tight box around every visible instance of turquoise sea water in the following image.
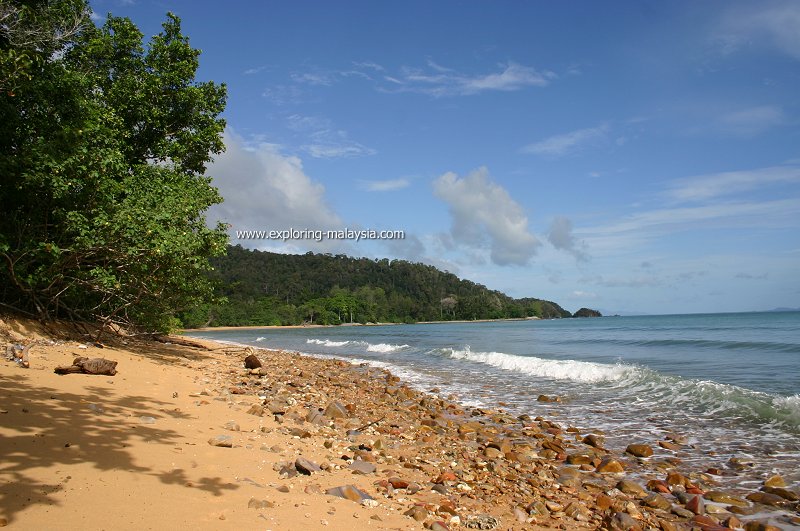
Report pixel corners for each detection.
[189,311,800,491]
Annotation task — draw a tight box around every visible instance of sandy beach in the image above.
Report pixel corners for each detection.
[1,317,797,530]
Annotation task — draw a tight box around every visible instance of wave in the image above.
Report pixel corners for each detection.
[306,339,409,353]
[306,339,351,347]
[366,342,410,353]
[437,345,641,383]
[435,345,800,430]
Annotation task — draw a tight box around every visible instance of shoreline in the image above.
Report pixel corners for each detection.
[183,316,542,333]
[2,318,797,530]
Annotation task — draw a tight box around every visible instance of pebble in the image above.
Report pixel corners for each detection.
[325,485,373,504]
[685,494,705,515]
[625,444,654,458]
[462,514,500,529]
[207,435,233,448]
[349,460,376,474]
[763,474,786,488]
[596,457,625,473]
[295,457,321,475]
[247,498,274,509]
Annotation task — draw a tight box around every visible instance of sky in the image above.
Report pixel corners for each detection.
[89,0,800,315]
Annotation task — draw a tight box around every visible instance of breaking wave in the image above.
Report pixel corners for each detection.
[306,338,409,353]
[436,345,640,383]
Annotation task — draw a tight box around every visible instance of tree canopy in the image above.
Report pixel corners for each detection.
[180,245,573,327]
[0,1,228,333]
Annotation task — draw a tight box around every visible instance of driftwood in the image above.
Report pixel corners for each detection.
[55,356,117,376]
[151,334,211,350]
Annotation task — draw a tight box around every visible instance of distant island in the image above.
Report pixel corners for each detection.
[181,245,601,328]
[573,307,603,318]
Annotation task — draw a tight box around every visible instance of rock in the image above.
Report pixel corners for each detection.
[691,515,723,529]
[349,460,376,474]
[223,420,240,431]
[671,506,694,518]
[625,444,654,458]
[388,477,409,489]
[746,491,786,507]
[617,479,648,498]
[564,502,591,521]
[761,486,799,501]
[139,416,156,424]
[433,471,457,484]
[685,495,705,515]
[484,447,503,459]
[404,505,428,522]
[324,401,348,419]
[208,435,233,448]
[429,522,450,531]
[743,521,782,531]
[605,511,642,531]
[325,484,373,504]
[247,498,274,509]
[763,474,786,488]
[596,494,614,511]
[643,493,672,511]
[244,354,262,369]
[462,514,500,529]
[583,434,605,448]
[295,457,321,475]
[246,404,264,416]
[513,506,528,523]
[596,456,625,473]
[306,409,326,425]
[704,491,748,507]
[566,453,593,465]
[666,471,687,486]
[658,441,682,451]
[537,394,561,402]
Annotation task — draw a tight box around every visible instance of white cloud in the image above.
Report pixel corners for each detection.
[359,178,410,192]
[522,124,609,157]
[432,167,540,266]
[286,114,376,159]
[207,129,346,252]
[718,1,800,60]
[570,290,598,299]
[718,105,784,136]
[547,216,588,261]
[666,165,800,202]
[383,61,554,97]
[580,198,800,257]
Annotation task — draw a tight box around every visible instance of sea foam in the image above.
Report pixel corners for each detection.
[439,345,638,383]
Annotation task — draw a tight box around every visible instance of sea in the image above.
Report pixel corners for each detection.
[188,311,800,495]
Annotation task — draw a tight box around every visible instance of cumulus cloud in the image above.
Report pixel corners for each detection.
[432,167,540,266]
[547,216,588,261]
[522,124,609,157]
[207,129,346,252]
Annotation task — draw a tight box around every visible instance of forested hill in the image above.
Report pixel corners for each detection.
[180,245,573,327]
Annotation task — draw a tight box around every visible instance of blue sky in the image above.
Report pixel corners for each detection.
[90,1,800,315]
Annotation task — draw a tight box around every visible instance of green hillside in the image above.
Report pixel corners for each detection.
[181,245,572,327]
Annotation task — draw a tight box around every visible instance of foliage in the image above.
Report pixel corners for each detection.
[180,245,573,327]
[0,1,228,333]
